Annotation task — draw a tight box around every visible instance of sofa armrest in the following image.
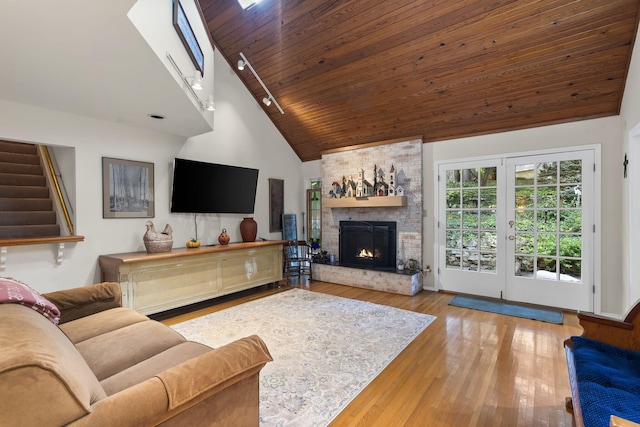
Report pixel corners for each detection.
[577,302,640,352]
[42,282,122,324]
[67,335,273,427]
[157,334,273,410]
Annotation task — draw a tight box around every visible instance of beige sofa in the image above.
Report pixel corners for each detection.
[0,281,272,426]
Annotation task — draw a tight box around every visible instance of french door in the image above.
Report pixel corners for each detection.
[437,149,595,311]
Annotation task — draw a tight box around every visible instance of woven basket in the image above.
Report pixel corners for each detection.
[143,239,173,253]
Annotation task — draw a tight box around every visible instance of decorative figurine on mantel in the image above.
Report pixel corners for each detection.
[218,228,230,245]
[143,221,173,253]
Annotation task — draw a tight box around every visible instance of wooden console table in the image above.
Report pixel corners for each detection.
[99,241,284,315]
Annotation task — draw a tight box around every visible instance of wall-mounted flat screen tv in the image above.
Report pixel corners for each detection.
[170,158,259,214]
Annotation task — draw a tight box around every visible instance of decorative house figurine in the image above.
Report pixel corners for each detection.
[388,164,396,196]
[356,168,374,197]
[330,181,342,198]
[396,185,405,196]
[375,179,389,196]
[346,176,356,198]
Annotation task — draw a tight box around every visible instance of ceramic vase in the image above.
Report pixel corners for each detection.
[218,228,230,245]
[240,217,257,242]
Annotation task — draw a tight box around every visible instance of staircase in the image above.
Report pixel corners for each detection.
[0,140,60,239]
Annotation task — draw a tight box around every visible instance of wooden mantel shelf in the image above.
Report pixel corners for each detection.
[0,235,85,271]
[323,196,406,208]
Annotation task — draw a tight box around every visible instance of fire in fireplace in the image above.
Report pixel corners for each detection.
[339,221,397,271]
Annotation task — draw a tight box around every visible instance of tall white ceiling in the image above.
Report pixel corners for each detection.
[0,0,214,138]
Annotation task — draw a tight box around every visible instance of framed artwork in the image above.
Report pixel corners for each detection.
[173,0,204,74]
[102,157,155,218]
[269,178,284,232]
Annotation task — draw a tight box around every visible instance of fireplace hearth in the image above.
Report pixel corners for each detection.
[339,221,397,271]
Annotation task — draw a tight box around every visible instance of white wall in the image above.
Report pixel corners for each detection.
[424,116,622,314]
[619,28,640,312]
[0,50,301,294]
[178,52,303,243]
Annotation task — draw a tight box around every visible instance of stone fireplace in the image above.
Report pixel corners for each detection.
[312,137,424,295]
[339,221,396,271]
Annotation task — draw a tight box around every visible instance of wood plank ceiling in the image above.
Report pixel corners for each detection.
[199,0,640,162]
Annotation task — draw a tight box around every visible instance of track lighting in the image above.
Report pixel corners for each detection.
[205,94,216,111]
[190,71,203,90]
[166,52,215,114]
[237,59,245,71]
[238,52,284,114]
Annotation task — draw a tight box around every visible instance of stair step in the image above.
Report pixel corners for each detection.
[0,140,38,155]
[0,173,46,187]
[0,161,43,176]
[0,151,40,166]
[0,198,52,211]
[0,211,56,226]
[0,225,60,239]
[0,185,49,198]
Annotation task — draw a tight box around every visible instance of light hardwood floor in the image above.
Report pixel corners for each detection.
[159,280,582,426]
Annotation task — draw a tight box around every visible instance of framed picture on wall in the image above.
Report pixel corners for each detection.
[102,157,155,218]
[269,178,284,232]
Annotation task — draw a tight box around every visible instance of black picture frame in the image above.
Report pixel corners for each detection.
[173,0,204,74]
[269,179,284,232]
[102,157,155,218]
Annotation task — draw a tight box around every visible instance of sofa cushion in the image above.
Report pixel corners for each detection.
[571,336,640,426]
[60,306,148,344]
[100,341,212,396]
[75,319,187,381]
[0,304,106,426]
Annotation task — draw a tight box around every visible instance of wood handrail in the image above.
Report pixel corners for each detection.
[0,235,84,247]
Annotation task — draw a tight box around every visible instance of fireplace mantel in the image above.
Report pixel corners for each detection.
[323,195,406,208]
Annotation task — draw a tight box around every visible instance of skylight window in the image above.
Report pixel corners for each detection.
[237,0,261,9]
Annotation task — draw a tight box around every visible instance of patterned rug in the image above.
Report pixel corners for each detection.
[171,288,436,426]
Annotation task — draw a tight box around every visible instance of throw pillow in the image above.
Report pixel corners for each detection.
[0,277,61,324]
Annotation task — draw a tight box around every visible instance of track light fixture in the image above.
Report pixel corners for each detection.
[190,71,203,90]
[205,94,216,111]
[238,52,284,114]
[237,59,245,71]
[166,53,215,113]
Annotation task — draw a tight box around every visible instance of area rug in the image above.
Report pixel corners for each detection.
[449,295,563,324]
[171,288,436,426]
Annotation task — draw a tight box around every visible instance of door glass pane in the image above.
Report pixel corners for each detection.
[446,190,461,208]
[560,160,582,183]
[462,189,478,208]
[515,187,534,208]
[462,211,478,228]
[480,167,497,187]
[537,162,557,184]
[512,158,583,283]
[480,210,496,229]
[515,255,534,276]
[537,187,557,208]
[560,185,582,207]
[516,233,533,254]
[463,169,478,187]
[444,166,497,273]
[479,189,497,208]
[516,164,535,185]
